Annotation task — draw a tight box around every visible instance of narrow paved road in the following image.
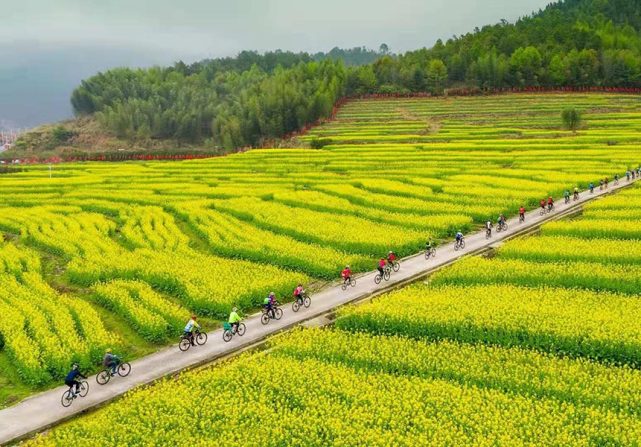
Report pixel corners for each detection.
[0,178,636,445]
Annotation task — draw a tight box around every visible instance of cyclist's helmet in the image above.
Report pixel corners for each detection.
[72,363,79,369]
[192,315,197,320]
[232,307,237,312]
[345,265,350,269]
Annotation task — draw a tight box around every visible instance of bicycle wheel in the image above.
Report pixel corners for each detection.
[502,224,508,231]
[274,308,283,320]
[425,250,430,259]
[341,283,347,291]
[454,243,460,251]
[196,332,208,346]
[78,381,89,397]
[303,297,311,308]
[375,274,382,285]
[96,370,111,385]
[237,323,246,336]
[384,270,390,281]
[118,362,132,377]
[392,262,400,272]
[61,389,74,407]
[261,313,270,325]
[350,278,356,287]
[179,337,191,352]
[223,330,232,342]
[460,240,466,249]
[292,301,301,312]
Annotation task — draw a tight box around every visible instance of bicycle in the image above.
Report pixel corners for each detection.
[292,293,311,312]
[573,192,579,202]
[222,322,246,342]
[485,228,492,239]
[261,302,283,325]
[374,269,391,284]
[179,328,208,352]
[389,260,400,272]
[96,360,132,385]
[539,207,547,216]
[564,196,570,204]
[496,222,508,233]
[61,381,89,407]
[341,277,356,290]
[454,238,465,251]
[547,203,554,213]
[425,247,436,259]
[519,213,525,223]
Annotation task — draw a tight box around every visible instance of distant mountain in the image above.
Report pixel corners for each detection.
[0,44,170,129]
[12,0,641,158]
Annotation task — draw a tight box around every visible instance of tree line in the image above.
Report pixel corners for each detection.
[70,0,641,148]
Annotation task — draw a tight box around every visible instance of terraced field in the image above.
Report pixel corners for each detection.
[26,184,641,446]
[2,93,641,401]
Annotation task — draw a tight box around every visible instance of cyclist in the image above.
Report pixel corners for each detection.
[589,182,594,194]
[599,179,604,190]
[498,214,506,230]
[293,283,305,304]
[605,177,609,188]
[455,230,464,246]
[229,307,242,333]
[102,349,120,376]
[426,239,434,252]
[377,258,386,277]
[183,315,201,346]
[627,170,631,182]
[573,187,579,200]
[341,265,352,285]
[614,174,619,185]
[564,190,570,204]
[485,219,493,237]
[547,196,554,211]
[518,205,526,222]
[263,292,276,319]
[539,199,546,212]
[64,363,86,397]
[387,251,397,266]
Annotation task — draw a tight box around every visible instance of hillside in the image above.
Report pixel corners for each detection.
[9,0,641,159]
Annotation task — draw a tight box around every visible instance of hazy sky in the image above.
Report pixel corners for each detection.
[1,0,553,128]
[4,0,553,59]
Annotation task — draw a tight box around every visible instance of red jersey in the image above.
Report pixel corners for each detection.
[387,253,396,262]
[378,259,386,268]
[341,268,351,279]
[519,207,525,214]
[548,198,553,205]
[540,200,545,207]
[293,286,303,297]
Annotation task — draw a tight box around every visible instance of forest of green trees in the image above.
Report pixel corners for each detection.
[70,0,641,149]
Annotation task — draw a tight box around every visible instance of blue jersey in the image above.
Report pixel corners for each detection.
[65,370,81,383]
